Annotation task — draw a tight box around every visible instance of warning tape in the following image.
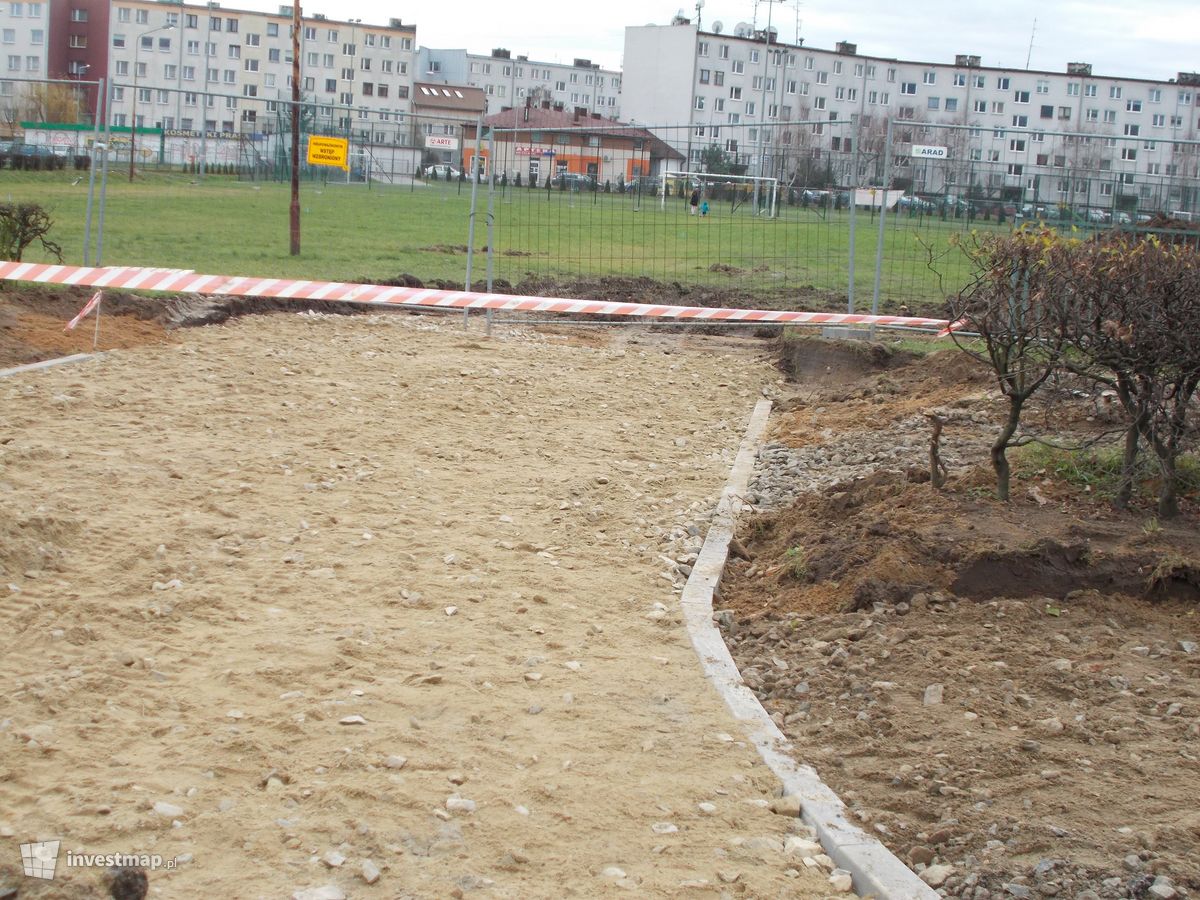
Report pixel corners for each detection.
[64,291,102,331]
[0,261,955,331]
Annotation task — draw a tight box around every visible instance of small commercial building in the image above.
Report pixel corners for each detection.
[464,104,683,186]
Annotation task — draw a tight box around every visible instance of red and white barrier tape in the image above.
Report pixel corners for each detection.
[64,290,102,331]
[1,261,955,331]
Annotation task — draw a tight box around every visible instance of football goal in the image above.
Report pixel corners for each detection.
[661,171,779,217]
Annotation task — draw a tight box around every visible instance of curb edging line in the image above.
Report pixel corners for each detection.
[0,353,98,379]
[681,399,938,899]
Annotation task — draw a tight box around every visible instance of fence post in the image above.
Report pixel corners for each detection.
[199,96,207,179]
[870,116,894,325]
[83,76,104,266]
[464,113,484,328]
[95,80,115,266]
[485,124,496,337]
[847,115,860,313]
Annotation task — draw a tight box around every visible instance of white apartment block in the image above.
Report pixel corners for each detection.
[418,47,622,118]
[1,0,48,95]
[623,19,1200,213]
[105,1,416,142]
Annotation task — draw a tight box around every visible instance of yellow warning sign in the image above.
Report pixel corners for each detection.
[306,135,349,171]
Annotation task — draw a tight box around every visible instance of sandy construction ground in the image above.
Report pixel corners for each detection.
[0,312,832,898]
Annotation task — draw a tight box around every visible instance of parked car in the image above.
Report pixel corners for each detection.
[423,164,460,179]
[550,173,596,191]
[625,176,654,193]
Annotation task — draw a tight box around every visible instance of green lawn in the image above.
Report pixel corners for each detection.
[0,169,1016,310]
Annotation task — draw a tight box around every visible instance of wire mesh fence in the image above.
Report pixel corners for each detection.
[475,117,1200,314]
[6,87,1200,313]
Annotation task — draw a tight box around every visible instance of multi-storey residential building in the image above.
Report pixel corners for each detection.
[418,46,621,118]
[45,0,107,116]
[622,18,1200,214]
[98,2,415,140]
[0,0,50,131]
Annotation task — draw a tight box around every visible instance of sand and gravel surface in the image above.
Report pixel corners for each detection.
[0,312,834,898]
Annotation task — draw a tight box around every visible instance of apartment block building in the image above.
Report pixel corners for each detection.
[88,1,416,142]
[417,46,621,118]
[622,19,1200,213]
[0,0,49,127]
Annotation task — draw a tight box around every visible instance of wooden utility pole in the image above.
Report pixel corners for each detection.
[289,2,301,254]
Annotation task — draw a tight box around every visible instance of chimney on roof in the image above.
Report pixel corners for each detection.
[835,41,857,55]
[1176,71,1200,86]
[492,48,510,59]
[1067,62,1092,76]
[955,54,981,67]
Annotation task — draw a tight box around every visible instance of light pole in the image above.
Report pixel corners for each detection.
[129,23,174,181]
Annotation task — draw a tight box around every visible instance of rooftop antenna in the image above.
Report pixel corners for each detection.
[1025,17,1036,70]
[695,0,703,29]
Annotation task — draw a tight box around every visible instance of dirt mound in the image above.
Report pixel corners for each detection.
[778,334,917,384]
[0,288,177,368]
[953,538,1200,603]
[729,470,1200,616]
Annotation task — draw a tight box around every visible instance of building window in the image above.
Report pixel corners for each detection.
[1109,85,1122,99]
[1036,79,1049,94]
[731,60,744,74]
[923,71,935,84]
[1014,90,1029,103]
[900,82,916,95]
[996,77,1010,90]
[1126,99,1141,113]
[953,73,966,87]
[135,9,147,24]
[699,68,709,84]
[69,8,87,21]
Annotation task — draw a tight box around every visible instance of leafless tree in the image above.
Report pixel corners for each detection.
[1065,235,1200,517]
[949,229,1075,500]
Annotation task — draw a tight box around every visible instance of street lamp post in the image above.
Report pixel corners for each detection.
[129,23,174,181]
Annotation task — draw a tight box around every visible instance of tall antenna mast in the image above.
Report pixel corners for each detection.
[1025,18,1037,70]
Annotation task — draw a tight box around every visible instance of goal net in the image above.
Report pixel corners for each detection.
[661,171,779,217]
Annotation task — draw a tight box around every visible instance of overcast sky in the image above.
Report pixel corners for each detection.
[274,0,1196,82]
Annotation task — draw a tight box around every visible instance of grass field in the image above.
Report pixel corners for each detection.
[0,169,1024,310]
